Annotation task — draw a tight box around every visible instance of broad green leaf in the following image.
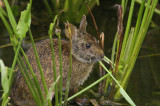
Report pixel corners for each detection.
[0,59,9,93]
[16,3,31,39]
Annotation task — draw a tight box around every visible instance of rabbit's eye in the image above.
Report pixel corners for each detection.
[86,43,91,48]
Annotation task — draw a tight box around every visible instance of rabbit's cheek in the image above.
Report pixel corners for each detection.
[73,44,79,53]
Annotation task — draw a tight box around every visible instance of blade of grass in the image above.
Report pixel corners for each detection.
[132,0,146,45]
[125,0,146,62]
[63,23,72,106]
[20,47,45,104]
[17,58,42,105]
[42,0,53,19]
[2,97,10,106]
[44,76,60,105]
[135,0,160,15]
[2,38,22,105]
[64,0,69,12]
[0,7,7,16]
[3,0,17,38]
[0,8,13,37]
[99,61,136,106]
[103,56,113,65]
[48,15,58,106]
[51,0,58,14]
[55,29,63,106]
[124,0,129,15]
[28,28,52,105]
[96,0,100,6]
[120,0,135,60]
[124,27,135,62]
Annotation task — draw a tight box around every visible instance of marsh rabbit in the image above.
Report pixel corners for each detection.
[11,15,104,106]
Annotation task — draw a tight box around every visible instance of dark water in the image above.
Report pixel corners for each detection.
[0,0,160,105]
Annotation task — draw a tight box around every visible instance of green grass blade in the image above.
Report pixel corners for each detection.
[96,0,100,5]
[56,31,63,106]
[0,60,9,93]
[63,24,72,106]
[48,15,58,106]
[17,58,42,105]
[2,38,22,105]
[44,76,60,105]
[135,0,160,15]
[124,27,135,62]
[99,61,136,106]
[0,8,13,37]
[28,28,51,105]
[20,47,45,103]
[124,0,129,15]
[119,87,135,106]
[42,0,53,19]
[64,0,69,12]
[104,56,113,65]
[126,0,146,63]
[3,0,17,38]
[120,0,135,59]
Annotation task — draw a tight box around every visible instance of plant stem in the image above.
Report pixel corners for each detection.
[28,28,51,105]
[2,38,22,105]
[135,0,160,15]
[48,15,58,106]
[0,8,13,37]
[63,24,72,106]
[17,58,42,105]
[49,35,58,106]
[3,0,18,38]
[20,47,45,104]
[120,0,135,60]
[57,33,63,106]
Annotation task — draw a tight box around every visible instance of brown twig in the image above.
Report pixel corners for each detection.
[115,5,123,77]
[85,3,100,36]
[86,3,105,96]
[108,5,123,99]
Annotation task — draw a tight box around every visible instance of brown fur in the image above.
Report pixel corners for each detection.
[11,15,104,106]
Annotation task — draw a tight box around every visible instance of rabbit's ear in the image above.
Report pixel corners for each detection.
[65,23,78,39]
[79,15,87,32]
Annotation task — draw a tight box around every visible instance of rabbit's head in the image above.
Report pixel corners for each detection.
[65,15,104,63]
